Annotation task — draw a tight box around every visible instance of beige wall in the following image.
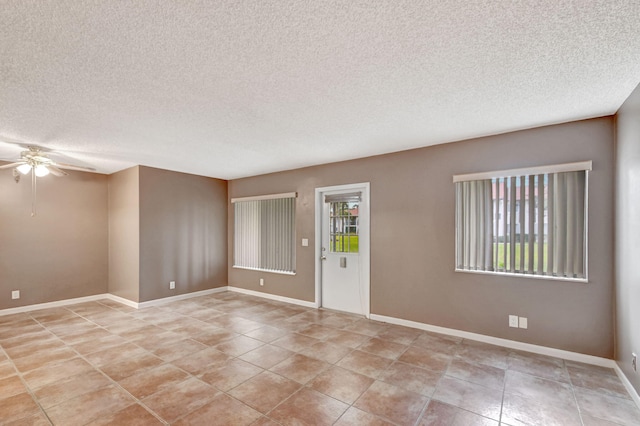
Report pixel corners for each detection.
[0,165,108,309]
[138,166,228,302]
[615,82,640,393]
[229,117,615,357]
[1,163,227,309]
[107,166,140,302]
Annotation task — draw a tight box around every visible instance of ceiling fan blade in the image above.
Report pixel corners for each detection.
[47,165,68,177]
[54,162,96,172]
[0,161,25,170]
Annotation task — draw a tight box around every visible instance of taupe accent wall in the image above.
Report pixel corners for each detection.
[108,166,228,304]
[138,166,228,302]
[615,81,640,393]
[229,117,615,357]
[0,165,108,309]
[108,166,140,302]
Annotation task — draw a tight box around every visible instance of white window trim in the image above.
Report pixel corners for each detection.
[453,161,592,183]
[454,162,591,282]
[231,192,297,203]
[455,267,588,283]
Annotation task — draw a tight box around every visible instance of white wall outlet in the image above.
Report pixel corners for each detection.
[509,315,518,328]
[259,278,264,286]
[301,238,309,247]
[169,281,176,290]
[11,290,20,300]
[518,317,528,329]
[633,353,637,372]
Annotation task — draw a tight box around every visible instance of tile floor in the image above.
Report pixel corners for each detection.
[0,291,639,425]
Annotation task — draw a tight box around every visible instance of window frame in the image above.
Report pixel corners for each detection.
[453,161,591,283]
[232,192,297,275]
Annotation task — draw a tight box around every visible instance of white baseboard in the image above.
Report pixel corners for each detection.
[134,287,229,309]
[0,294,112,316]
[0,287,230,315]
[103,293,139,309]
[227,286,317,309]
[370,313,615,369]
[613,362,640,409]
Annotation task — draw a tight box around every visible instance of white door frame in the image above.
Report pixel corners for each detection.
[314,182,370,318]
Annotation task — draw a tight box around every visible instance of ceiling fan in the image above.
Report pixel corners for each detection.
[0,146,96,216]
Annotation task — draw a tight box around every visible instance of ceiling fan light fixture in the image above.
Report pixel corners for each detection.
[17,164,32,174]
[34,164,49,177]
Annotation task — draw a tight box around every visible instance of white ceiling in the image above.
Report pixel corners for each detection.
[1,1,639,179]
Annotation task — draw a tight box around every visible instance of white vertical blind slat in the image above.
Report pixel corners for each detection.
[455,180,492,271]
[537,175,544,274]
[555,173,567,276]
[509,177,516,273]
[483,181,494,271]
[519,176,525,272]
[548,174,555,275]
[502,177,507,271]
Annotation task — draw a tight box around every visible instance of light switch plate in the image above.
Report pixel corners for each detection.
[302,238,309,247]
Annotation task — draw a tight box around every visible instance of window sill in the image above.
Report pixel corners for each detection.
[454,268,588,283]
[232,266,296,276]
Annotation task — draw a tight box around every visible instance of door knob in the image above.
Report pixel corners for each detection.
[320,256,327,260]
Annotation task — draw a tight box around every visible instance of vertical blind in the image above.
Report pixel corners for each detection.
[455,179,494,271]
[454,163,589,280]
[233,194,296,273]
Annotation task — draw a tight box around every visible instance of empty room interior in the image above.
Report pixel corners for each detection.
[2,1,640,425]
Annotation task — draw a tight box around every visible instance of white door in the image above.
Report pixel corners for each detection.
[317,184,370,316]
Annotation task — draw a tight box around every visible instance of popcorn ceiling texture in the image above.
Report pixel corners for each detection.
[1,1,639,179]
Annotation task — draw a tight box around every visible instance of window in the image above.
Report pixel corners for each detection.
[327,197,360,253]
[232,192,296,274]
[454,162,591,280]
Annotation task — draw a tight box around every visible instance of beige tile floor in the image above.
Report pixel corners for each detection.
[0,291,639,426]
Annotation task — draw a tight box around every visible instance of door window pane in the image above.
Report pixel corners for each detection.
[329,201,359,253]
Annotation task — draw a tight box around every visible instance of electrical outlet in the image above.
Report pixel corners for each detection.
[169,281,176,290]
[633,353,637,372]
[259,278,264,286]
[518,317,528,329]
[509,315,518,328]
[11,290,20,300]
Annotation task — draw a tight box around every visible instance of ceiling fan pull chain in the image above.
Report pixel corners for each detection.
[31,168,37,217]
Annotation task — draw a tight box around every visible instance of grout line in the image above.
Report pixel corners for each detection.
[0,339,54,425]
[29,306,170,425]
[67,325,172,425]
[498,354,507,426]
[564,359,587,426]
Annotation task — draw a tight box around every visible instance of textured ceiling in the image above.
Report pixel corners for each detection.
[1,1,639,179]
